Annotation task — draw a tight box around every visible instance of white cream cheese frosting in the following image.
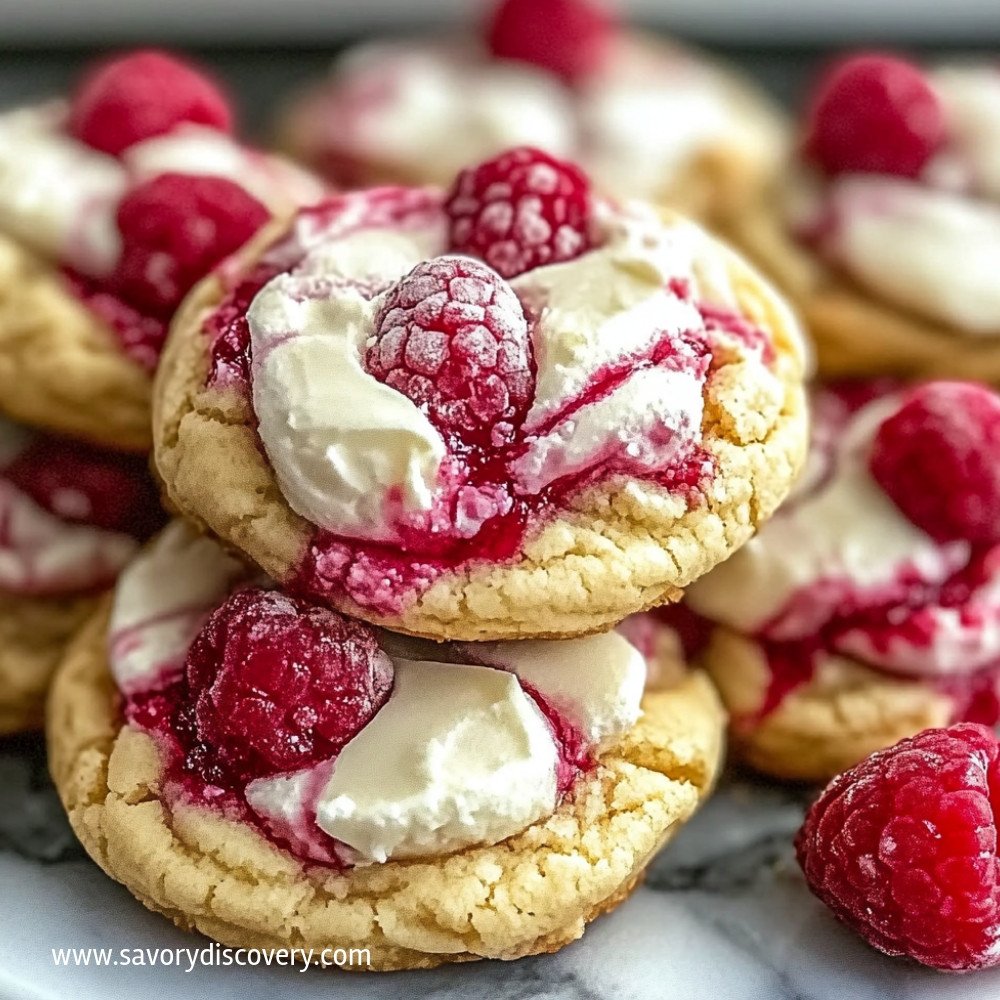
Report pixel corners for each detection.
[108,520,247,694]
[810,176,1000,334]
[798,63,1000,334]
[687,389,1000,679]
[247,196,734,545]
[309,36,780,201]
[110,523,648,864]
[0,102,321,279]
[0,418,141,597]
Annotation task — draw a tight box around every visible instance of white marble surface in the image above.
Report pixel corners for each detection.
[2,735,998,999]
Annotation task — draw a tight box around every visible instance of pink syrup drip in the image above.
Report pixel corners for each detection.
[202,188,782,616]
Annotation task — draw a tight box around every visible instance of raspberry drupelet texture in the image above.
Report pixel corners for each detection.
[69,49,233,157]
[366,255,534,449]
[444,146,593,280]
[3,437,162,538]
[870,381,1000,545]
[802,53,947,178]
[181,588,394,784]
[486,0,615,83]
[796,723,1000,972]
[112,173,269,317]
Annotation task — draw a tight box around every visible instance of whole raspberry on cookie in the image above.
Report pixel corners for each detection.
[182,588,394,783]
[802,52,947,178]
[69,49,233,156]
[486,0,615,83]
[869,381,1000,544]
[3,437,161,538]
[367,255,534,448]
[796,723,1000,972]
[444,146,592,279]
[112,173,269,316]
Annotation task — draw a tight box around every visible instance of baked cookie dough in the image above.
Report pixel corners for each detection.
[153,185,808,642]
[0,590,96,734]
[48,599,724,970]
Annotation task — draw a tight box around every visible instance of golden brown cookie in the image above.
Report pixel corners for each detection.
[701,627,960,783]
[728,197,1000,382]
[0,589,97,734]
[152,210,808,642]
[48,600,725,971]
[0,235,152,451]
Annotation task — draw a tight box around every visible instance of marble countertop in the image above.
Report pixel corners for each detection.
[2,733,997,1000]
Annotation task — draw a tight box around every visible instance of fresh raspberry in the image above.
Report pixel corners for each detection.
[366,256,534,448]
[444,146,592,280]
[112,173,269,316]
[3,437,162,538]
[870,382,1000,544]
[796,724,1000,972]
[69,49,232,156]
[182,588,394,783]
[802,53,947,178]
[486,0,615,83]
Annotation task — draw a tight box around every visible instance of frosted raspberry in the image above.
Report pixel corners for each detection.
[802,53,946,178]
[182,588,393,783]
[486,0,615,83]
[444,147,592,280]
[69,49,232,156]
[870,382,1000,544]
[112,173,269,316]
[366,256,534,448]
[796,724,1000,972]
[3,437,161,537]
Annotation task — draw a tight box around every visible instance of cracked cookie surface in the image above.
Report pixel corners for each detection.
[152,216,808,641]
[48,600,725,970]
[0,234,152,451]
[0,590,97,734]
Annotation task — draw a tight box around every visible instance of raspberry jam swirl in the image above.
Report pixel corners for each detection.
[0,52,323,370]
[0,418,162,597]
[686,380,1000,726]
[110,523,650,866]
[794,55,1000,334]
[204,155,782,616]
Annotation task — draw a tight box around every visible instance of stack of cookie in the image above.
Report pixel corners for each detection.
[0,50,321,732]
[674,51,1000,785]
[44,132,809,962]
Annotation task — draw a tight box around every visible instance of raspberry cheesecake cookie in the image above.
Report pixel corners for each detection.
[684,380,1000,782]
[48,521,724,970]
[0,420,161,733]
[0,49,323,451]
[153,148,807,641]
[734,52,1000,381]
[278,0,785,225]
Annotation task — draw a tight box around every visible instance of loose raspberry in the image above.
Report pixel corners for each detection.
[870,382,1000,544]
[796,724,1000,972]
[112,173,269,316]
[802,53,946,178]
[366,256,534,448]
[486,0,615,83]
[69,49,232,156]
[444,146,592,280]
[182,588,393,783]
[3,437,162,538]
